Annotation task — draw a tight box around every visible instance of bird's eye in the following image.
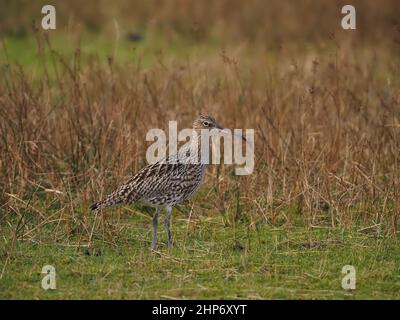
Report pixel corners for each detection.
[203,121,210,126]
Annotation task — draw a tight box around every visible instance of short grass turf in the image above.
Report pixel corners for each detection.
[1,211,399,299]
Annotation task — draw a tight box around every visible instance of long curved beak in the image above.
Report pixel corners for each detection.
[218,127,231,135]
[216,125,247,142]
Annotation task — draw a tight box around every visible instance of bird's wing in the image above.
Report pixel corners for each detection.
[90,156,188,210]
[124,158,187,201]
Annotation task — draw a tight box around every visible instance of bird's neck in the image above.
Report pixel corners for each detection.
[177,129,207,164]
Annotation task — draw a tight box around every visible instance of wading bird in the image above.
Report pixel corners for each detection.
[90,115,227,250]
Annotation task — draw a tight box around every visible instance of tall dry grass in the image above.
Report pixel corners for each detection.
[0,1,399,244]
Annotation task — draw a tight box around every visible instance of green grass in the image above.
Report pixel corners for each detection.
[0,32,225,77]
[1,31,399,300]
[1,209,399,299]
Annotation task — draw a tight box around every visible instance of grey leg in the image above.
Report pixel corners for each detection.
[151,208,160,250]
[165,206,172,248]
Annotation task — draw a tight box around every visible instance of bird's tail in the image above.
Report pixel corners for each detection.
[89,201,103,211]
[89,192,124,212]
[90,184,134,211]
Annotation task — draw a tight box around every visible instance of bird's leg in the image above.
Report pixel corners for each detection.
[151,208,160,250]
[165,206,172,248]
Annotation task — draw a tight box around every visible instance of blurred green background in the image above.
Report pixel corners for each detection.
[1,0,399,70]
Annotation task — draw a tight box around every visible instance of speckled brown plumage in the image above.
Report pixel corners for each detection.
[90,161,206,210]
[90,115,225,250]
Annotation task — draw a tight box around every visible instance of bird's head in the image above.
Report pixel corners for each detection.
[192,114,226,132]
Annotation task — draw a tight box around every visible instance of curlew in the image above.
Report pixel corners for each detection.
[90,115,228,250]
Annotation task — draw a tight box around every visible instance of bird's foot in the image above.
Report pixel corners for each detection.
[166,240,173,250]
[151,242,158,251]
